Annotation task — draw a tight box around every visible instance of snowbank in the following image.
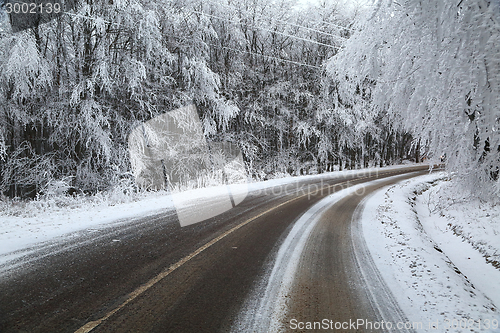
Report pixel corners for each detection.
[362,174,500,332]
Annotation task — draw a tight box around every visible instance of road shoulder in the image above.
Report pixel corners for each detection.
[360,173,500,332]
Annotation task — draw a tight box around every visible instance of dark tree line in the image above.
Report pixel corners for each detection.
[0,0,419,198]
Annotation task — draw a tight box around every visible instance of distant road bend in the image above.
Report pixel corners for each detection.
[0,165,438,333]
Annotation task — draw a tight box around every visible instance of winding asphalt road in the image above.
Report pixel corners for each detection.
[0,165,434,333]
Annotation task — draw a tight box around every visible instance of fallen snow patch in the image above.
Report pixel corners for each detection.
[362,173,500,332]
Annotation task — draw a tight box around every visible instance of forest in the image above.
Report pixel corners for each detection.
[0,0,498,200]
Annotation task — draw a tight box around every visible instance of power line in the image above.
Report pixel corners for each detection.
[63,10,327,69]
[63,5,344,52]
[64,12,116,25]
[202,0,348,39]
[307,18,356,32]
[203,0,355,33]
[191,10,340,49]
[212,44,322,69]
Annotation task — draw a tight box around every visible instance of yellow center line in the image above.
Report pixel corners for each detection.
[74,171,399,333]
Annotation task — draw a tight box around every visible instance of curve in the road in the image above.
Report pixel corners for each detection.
[0,165,433,333]
[232,172,426,333]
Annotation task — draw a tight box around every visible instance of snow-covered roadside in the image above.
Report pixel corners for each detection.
[0,164,424,269]
[361,174,500,332]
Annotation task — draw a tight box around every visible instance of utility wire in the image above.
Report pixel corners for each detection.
[65,9,328,69]
[203,0,355,32]
[307,18,356,32]
[63,5,345,51]
[64,11,116,25]
[202,0,349,39]
[192,10,340,49]
[212,44,322,69]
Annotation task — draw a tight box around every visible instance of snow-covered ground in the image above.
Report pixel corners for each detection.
[362,173,500,332]
[0,164,420,270]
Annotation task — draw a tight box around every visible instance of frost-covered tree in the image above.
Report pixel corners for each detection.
[328,0,500,198]
[202,0,356,176]
[0,0,385,198]
[0,0,225,196]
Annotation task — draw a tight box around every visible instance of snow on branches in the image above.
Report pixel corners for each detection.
[328,0,500,199]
